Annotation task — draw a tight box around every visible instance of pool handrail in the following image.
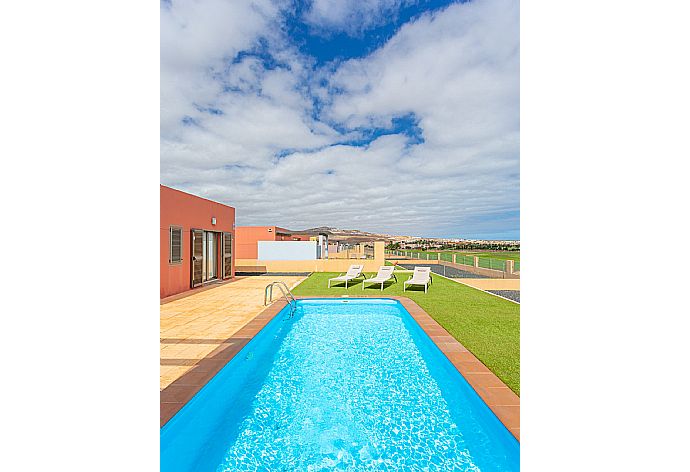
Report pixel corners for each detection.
[264,281,297,317]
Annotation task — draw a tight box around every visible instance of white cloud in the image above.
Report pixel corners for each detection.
[160,0,519,238]
[160,0,278,69]
[328,0,519,140]
[302,0,415,36]
[160,0,284,133]
[315,0,520,235]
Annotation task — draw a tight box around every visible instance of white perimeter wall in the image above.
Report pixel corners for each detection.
[257,240,317,260]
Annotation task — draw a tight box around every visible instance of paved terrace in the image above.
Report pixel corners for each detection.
[160,276,306,390]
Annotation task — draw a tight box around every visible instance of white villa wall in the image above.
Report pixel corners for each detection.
[257,240,317,260]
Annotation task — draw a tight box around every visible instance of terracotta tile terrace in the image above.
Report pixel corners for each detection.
[160,276,306,391]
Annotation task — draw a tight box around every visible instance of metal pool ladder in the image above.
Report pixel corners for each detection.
[264,281,297,317]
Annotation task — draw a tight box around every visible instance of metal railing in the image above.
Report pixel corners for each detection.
[385,249,519,275]
[264,281,297,317]
[477,257,506,271]
[456,254,475,266]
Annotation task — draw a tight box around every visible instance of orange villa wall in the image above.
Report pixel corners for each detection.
[160,185,236,298]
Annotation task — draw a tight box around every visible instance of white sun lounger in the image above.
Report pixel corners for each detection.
[328,264,365,288]
[362,266,397,291]
[403,267,433,293]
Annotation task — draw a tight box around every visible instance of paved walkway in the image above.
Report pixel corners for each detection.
[160,276,306,390]
[456,278,520,291]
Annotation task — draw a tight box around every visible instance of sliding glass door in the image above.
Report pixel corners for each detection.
[192,230,219,287]
[205,231,216,281]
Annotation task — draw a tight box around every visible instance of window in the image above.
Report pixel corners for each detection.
[169,226,182,264]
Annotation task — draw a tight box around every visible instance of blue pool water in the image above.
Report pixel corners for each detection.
[161,299,519,471]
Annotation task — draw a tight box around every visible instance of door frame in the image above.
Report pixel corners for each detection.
[190,228,222,288]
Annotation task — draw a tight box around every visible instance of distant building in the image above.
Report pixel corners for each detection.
[236,226,325,259]
[160,185,235,298]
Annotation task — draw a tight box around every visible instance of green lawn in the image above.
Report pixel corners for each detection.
[291,272,520,395]
[461,251,520,262]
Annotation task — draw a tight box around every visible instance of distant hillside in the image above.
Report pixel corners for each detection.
[291,226,399,243]
[289,226,518,247]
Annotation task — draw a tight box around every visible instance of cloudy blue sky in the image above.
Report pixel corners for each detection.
[161,0,519,239]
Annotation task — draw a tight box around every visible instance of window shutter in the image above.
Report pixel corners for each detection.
[223,232,233,279]
[169,226,182,264]
[191,229,204,287]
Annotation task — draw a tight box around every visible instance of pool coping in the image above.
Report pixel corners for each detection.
[160,296,520,441]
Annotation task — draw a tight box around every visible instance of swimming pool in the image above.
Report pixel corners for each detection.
[161,298,519,471]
